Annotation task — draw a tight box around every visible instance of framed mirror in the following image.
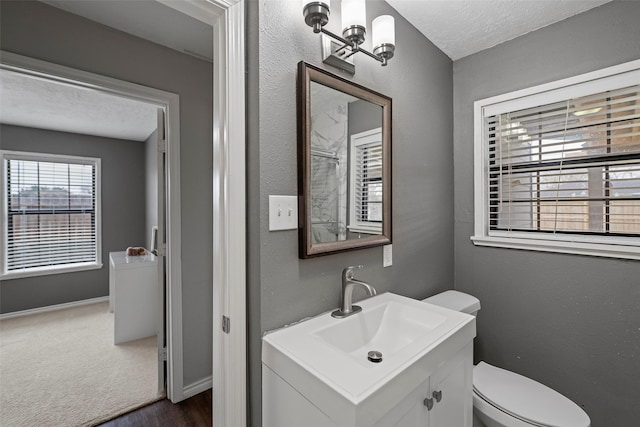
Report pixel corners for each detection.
[297,61,392,258]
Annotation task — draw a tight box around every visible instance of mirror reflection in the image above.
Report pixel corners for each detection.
[298,62,391,258]
[310,82,383,244]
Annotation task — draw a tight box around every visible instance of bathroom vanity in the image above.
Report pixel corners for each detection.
[262,293,475,427]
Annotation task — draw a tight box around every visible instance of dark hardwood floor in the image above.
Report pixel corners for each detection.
[99,389,212,427]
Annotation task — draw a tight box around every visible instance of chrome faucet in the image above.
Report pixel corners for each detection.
[331,265,377,319]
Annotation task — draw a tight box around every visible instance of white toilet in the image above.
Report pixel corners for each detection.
[423,291,591,427]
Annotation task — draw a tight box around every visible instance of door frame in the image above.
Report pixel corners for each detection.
[159,0,247,424]
[0,50,184,401]
[2,0,248,419]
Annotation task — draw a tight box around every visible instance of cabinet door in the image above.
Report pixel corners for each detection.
[373,378,429,427]
[263,366,339,427]
[429,343,474,427]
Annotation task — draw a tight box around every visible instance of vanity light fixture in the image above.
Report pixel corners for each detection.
[302,0,395,74]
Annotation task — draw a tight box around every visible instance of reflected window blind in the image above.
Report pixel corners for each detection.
[354,141,383,226]
[5,155,98,272]
[487,84,640,236]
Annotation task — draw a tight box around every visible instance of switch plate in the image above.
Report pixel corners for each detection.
[269,195,298,231]
[383,244,393,267]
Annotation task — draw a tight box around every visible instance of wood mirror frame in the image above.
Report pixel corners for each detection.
[297,61,392,258]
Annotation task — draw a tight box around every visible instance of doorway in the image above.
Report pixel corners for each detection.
[0,51,183,413]
[1,0,248,423]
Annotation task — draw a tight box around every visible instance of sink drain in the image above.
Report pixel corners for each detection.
[367,350,383,363]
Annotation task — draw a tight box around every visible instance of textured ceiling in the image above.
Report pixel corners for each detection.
[385,0,613,60]
[0,69,158,141]
[1,0,205,141]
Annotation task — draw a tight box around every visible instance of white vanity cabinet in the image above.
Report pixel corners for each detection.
[379,343,473,427]
[263,343,473,427]
[261,293,476,427]
[428,344,473,426]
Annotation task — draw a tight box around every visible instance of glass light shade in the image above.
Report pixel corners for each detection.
[342,0,367,30]
[372,15,395,48]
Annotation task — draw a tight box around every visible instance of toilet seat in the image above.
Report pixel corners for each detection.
[473,362,590,427]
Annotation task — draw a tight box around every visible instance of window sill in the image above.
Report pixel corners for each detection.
[1,262,103,280]
[348,226,382,235]
[471,235,640,261]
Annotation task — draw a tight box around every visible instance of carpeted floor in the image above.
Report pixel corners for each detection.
[0,301,162,426]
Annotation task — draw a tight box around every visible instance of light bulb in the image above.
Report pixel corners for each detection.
[341,0,366,31]
[372,15,395,65]
[372,15,395,49]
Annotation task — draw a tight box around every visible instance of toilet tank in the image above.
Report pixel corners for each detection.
[423,290,481,316]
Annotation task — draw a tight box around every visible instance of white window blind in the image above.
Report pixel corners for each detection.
[487,84,640,237]
[349,128,383,234]
[2,151,101,277]
[473,60,640,259]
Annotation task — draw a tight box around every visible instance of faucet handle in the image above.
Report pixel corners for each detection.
[343,265,363,277]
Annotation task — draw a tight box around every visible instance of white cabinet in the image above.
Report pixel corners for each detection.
[427,344,473,427]
[374,343,473,427]
[262,293,476,427]
[263,342,473,427]
[109,251,158,345]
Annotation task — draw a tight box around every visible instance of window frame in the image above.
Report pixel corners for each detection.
[348,127,383,235]
[472,59,640,260]
[1,150,102,279]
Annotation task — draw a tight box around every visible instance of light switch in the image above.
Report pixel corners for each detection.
[269,195,298,231]
[383,244,393,267]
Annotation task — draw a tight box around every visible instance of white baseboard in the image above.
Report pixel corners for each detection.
[0,296,109,320]
[182,376,212,400]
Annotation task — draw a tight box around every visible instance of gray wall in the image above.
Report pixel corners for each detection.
[248,0,454,424]
[1,1,213,388]
[348,98,382,135]
[0,124,146,313]
[453,2,640,425]
[145,130,158,250]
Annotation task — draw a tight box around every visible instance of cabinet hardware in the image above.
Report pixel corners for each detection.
[433,390,442,402]
[423,397,434,411]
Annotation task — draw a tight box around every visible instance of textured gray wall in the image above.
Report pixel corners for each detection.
[145,130,159,251]
[0,1,213,387]
[248,0,454,425]
[348,98,382,135]
[453,2,640,425]
[0,125,146,313]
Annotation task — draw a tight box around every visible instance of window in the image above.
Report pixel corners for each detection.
[1,151,101,278]
[349,128,383,234]
[473,60,640,259]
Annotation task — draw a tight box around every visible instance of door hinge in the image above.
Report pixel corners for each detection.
[159,347,167,361]
[156,243,167,257]
[222,315,230,334]
[158,139,167,153]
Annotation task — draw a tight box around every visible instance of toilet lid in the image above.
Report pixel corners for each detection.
[473,362,590,427]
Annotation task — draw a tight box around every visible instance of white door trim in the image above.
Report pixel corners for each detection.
[212,1,247,426]
[162,0,247,424]
[0,50,184,401]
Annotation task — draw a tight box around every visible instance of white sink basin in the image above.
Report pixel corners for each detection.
[262,292,476,424]
[315,299,447,361]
